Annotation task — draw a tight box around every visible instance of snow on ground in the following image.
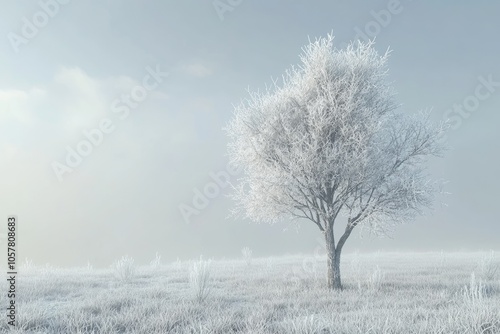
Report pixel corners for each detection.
[1,251,499,333]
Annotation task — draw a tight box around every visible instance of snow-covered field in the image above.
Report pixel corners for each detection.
[2,251,499,333]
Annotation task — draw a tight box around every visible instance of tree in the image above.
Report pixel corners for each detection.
[225,34,448,290]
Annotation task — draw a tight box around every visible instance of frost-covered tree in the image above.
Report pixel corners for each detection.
[225,34,447,290]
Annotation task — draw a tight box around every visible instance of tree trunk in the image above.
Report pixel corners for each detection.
[325,227,342,290]
[327,250,342,290]
[325,221,354,290]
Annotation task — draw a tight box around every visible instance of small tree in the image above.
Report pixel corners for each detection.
[226,34,448,290]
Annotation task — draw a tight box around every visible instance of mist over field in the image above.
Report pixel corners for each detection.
[1,0,500,332]
[4,252,500,333]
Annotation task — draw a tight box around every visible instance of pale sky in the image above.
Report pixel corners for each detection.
[1,1,499,268]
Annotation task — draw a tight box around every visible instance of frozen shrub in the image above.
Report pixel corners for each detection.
[301,256,320,284]
[150,252,161,269]
[366,266,384,292]
[189,256,212,302]
[173,257,182,270]
[460,272,493,307]
[111,255,136,282]
[479,251,499,281]
[86,261,93,271]
[20,258,35,271]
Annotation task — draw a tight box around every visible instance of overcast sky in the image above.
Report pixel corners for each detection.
[1,1,499,268]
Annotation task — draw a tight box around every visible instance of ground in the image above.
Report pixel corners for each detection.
[1,251,499,333]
